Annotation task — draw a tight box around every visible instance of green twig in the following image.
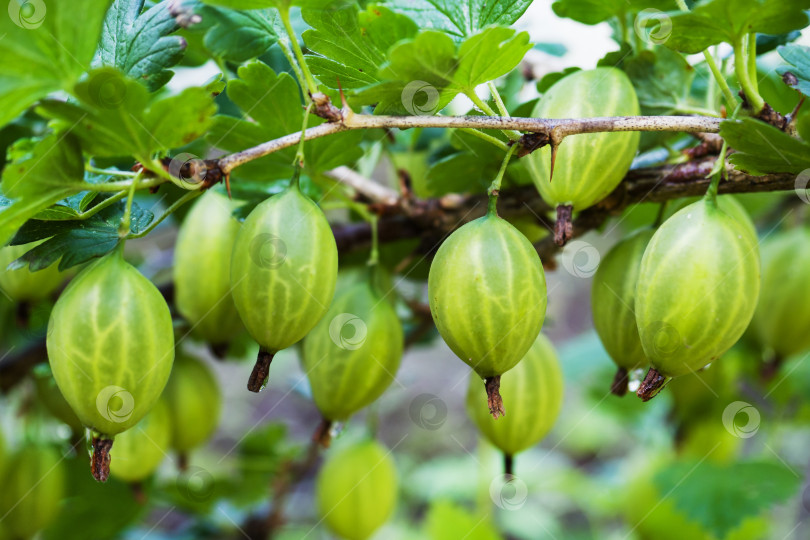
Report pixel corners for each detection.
[279,39,308,102]
[368,215,379,267]
[705,140,729,204]
[734,35,764,113]
[295,102,314,167]
[88,177,166,193]
[487,82,510,118]
[127,191,202,239]
[465,90,521,141]
[279,6,319,98]
[118,170,142,237]
[75,191,128,220]
[85,165,138,178]
[487,144,519,214]
[457,128,509,151]
[747,32,759,96]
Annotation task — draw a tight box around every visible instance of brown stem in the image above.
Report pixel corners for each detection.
[91,436,113,483]
[610,367,629,397]
[761,352,784,381]
[637,367,668,402]
[247,348,275,393]
[131,481,147,505]
[177,452,189,472]
[485,376,505,419]
[208,342,229,360]
[312,417,334,449]
[504,454,514,476]
[554,205,574,246]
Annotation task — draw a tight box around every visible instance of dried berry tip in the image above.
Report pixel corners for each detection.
[91,436,113,483]
[177,452,189,472]
[485,376,506,419]
[636,367,667,402]
[610,367,629,397]
[504,453,514,477]
[247,349,275,392]
[313,418,334,449]
[554,205,574,246]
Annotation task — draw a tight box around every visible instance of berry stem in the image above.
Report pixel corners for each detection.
[610,367,629,397]
[313,417,334,448]
[487,144,518,215]
[295,102,314,168]
[636,367,669,402]
[485,376,506,419]
[554,205,574,246]
[91,436,113,483]
[504,453,514,476]
[247,348,275,392]
[734,34,765,114]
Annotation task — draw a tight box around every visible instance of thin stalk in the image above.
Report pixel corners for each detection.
[89,177,166,192]
[653,201,669,227]
[118,171,142,237]
[85,165,138,178]
[487,82,510,117]
[279,39,308,102]
[747,32,759,96]
[368,215,379,267]
[76,191,128,220]
[457,127,509,151]
[127,191,202,239]
[487,144,519,215]
[704,140,729,205]
[465,90,521,141]
[734,35,764,113]
[295,102,314,167]
[279,6,319,97]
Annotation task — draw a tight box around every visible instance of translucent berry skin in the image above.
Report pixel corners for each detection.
[466,333,563,456]
[316,439,398,540]
[47,250,175,437]
[162,353,222,451]
[174,190,243,345]
[635,199,760,377]
[230,186,338,354]
[428,214,547,379]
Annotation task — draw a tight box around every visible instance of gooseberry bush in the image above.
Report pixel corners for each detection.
[2,0,810,538]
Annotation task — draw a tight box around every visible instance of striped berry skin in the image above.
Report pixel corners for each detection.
[592,229,654,394]
[316,439,397,540]
[174,190,243,345]
[525,68,640,211]
[230,184,337,363]
[302,279,403,422]
[429,213,547,417]
[635,199,760,385]
[163,353,222,452]
[47,250,175,438]
[752,227,810,358]
[466,333,563,459]
[110,399,172,482]
[0,242,65,301]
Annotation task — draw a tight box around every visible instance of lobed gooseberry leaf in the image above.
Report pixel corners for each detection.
[95,0,187,91]
[720,118,810,174]
[207,61,362,180]
[387,0,533,39]
[9,197,153,271]
[778,44,810,97]
[551,0,678,25]
[0,0,113,128]
[655,460,801,540]
[37,68,216,161]
[665,0,810,54]
[623,47,696,115]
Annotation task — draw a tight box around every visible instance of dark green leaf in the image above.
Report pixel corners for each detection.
[778,44,810,97]
[624,48,696,115]
[720,118,810,174]
[200,5,281,62]
[1,134,85,200]
[95,0,186,91]
[10,197,153,271]
[387,0,533,38]
[38,68,216,160]
[0,0,113,128]
[757,31,802,55]
[551,0,678,25]
[200,0,284,8]
[303,2,418,90]
[666,0,810,54]
[208,62,362,179]
[655,460,801,539]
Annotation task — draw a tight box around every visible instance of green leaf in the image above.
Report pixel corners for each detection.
[624,48,696,115]
[2,134,85,200]
[0,0,113,128]
[655,460,801,539]
[38,68,216,160]
[362,27,530,114]
[665,0,810,54]
[207,62,362,179]
[198,5,280,62]
[425,501,502,540]
[778,44,810,97]
[33,191,99,221]
[200,0,283,8]
[9,197,153,271]
[720,118,810,174]
[387,0,533,39]
[303,2,418,90]
[95,0,186,91]
[551,0,678,25]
